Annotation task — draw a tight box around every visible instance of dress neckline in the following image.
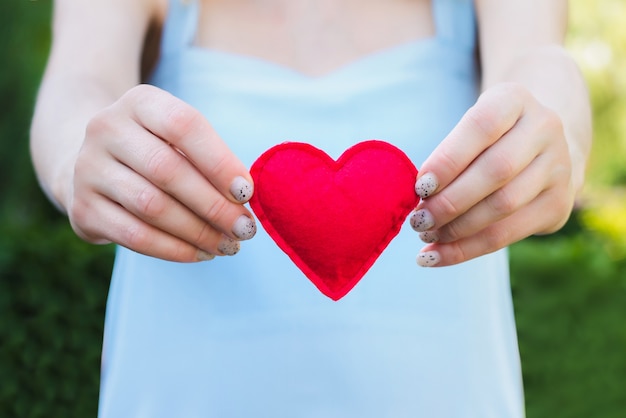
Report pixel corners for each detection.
[158,0,477,82]
[184,36,442,81]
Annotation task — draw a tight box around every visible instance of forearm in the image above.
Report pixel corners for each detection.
[481,45,592,194]
[30,0,157,211]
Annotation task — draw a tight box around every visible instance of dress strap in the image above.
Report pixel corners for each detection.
[160,0,200,55]
[432,0,477,50]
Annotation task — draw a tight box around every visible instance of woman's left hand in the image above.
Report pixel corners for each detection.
[410,82,576,267]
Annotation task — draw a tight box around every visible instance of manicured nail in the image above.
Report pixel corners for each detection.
[417,251,441,267]
[197,250,216,262]
[419,230,440,244]
[230,176,253,203]
[410,209,435,232]
[415,173,439,199]
[218,236,240,256]
[233,215,256,240]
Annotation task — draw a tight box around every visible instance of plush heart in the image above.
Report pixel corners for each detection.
[249,140,419,301]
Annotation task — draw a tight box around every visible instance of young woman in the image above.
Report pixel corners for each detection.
[31,0,591,416]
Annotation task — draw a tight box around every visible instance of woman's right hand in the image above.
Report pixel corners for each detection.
[68,84,256,262]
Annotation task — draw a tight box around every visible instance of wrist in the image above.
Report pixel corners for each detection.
[46,154,77,214]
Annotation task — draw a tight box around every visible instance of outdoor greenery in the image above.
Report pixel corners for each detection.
[1,0,624,417]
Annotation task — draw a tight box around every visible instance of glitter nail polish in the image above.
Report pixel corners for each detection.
[419,230,440,244]
[197,250,216,261]
[218,236,240,256]
[415,172,439,199]
[233,215,256,240]
[410,209,435,232]
[417,251,441,267]
[230,176,253,203]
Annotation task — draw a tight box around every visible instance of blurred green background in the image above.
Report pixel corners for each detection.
[1,0,624,417]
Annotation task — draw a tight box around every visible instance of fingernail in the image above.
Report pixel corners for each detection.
[419,230,440,243]
[410,209,435,232]
[417,251,441,267]
[218,236,240,256]
[415,172,439,199]
[233,215,256,240]
[197,250,216,262]
[230,176,253,203]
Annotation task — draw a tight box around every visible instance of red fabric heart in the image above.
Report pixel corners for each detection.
[249,140,419,300]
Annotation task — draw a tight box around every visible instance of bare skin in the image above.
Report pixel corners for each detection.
[196,0,435,76]
[30,0,591,265]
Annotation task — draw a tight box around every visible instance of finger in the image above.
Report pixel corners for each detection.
[434,152,553,243]
[99,161,249,256]
[108,123,256,241]
[69,192,216,262]
[122,84,254,203]
[415,110,547,233]
[410,117,538,233]
[415,83,529,199]
[416,187,574,267]
[413,94,565,234]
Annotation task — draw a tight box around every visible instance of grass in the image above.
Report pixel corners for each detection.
[510,218,626,418]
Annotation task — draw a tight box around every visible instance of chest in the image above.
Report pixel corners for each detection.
[194,0,435,76]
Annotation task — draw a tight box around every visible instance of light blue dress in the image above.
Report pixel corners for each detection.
[99,0,525,416]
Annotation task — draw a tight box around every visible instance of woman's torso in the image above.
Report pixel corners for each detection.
[99,1,525,417]
[194,0,435,77]
[145,0,436,78]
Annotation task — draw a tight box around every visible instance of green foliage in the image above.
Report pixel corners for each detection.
[0,1,115,417]
[510,223,626,418]
[0,220,114,418]
[1,0,625,417]
[580,189,626,259]
[0,0,54,218]
[568,0,626,187]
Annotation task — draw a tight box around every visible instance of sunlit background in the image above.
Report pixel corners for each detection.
[1,1,624,417]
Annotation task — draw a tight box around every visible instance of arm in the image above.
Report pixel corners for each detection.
[410,0,592,267]
[476,0,591,194]
[31,0,155,209]
[31,0,256,262]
